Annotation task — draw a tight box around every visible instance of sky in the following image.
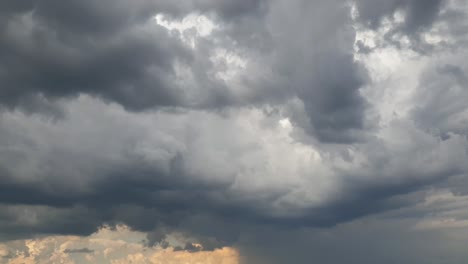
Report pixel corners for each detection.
[1,0,468,263]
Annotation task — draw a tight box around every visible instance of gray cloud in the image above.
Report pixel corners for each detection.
[0,4,189,111]
[0,0,271,114]
[0,96,466,242]
[264,0,369,142]
[1,0,468,263]
[412,61,468,138]
[353,0,452,53]
[0,0,370,143]
[354,0,445,33]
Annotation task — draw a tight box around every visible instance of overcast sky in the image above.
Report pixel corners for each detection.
[1,0,468,263]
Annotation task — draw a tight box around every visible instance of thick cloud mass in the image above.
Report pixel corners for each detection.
[0,0,269,112]
[1,0,468,263]
[355,0,444,32]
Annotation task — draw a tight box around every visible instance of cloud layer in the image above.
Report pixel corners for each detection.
[1,0,468,263]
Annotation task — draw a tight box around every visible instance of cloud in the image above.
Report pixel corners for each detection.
[0,4,190,111]
[0,225,239,264]
[0,0,371,143]
[411,61,468,137]
[1,0,468,263]
[0,0,251,113]
[354,0,444,33]
[0,94,466,240]
[263,0,370,142]
[353,0,468,53]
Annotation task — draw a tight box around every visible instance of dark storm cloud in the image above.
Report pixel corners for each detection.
[0,3,189,111]
[0,0,269,113]
[0,0,464,225]
[1,0,468,264]
[0,97,466,247]
[292,53,368,143]
[260,0,370,142]
[0,0,371,143]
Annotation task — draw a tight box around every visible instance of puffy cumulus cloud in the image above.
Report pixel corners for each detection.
[1,0,468,263]
[0,225,239,264]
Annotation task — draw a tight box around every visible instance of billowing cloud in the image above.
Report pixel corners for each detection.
[0,225,239,264]
[0,0,269,113]
[1,0,468,263]
[354,0,444,33]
